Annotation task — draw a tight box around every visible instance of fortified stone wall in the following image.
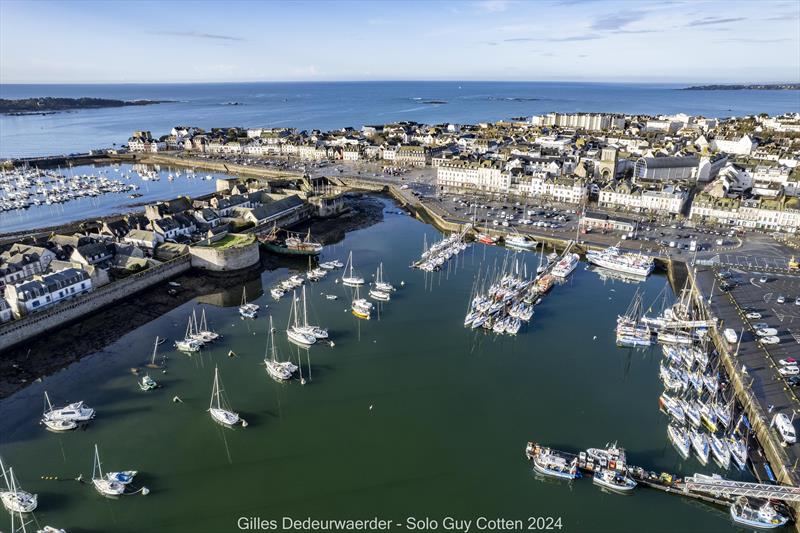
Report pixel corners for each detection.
[0,256,191,353]
[189,238,260,272]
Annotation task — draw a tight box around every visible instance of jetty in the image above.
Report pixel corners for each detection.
[525,441,798,522]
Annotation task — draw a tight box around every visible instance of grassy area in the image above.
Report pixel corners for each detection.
[207,233,254,249]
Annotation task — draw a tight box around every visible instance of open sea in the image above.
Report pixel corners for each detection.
[0,198,753,533]
[1,81,799,158]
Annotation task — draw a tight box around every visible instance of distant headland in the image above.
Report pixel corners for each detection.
[681,83,800,91]
[0,97,173,115]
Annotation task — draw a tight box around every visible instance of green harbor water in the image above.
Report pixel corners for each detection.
[0,197,755,533]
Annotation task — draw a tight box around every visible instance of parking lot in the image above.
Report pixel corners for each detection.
[700,267,800,468]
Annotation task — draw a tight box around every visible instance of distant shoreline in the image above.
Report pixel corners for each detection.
[0,97,174,114]
[681,83,800,91]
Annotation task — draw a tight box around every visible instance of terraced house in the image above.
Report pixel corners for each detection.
[689,195,800,232]
[3,267,92,318]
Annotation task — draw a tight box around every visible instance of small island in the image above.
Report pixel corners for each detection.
[682,83,800,91]
[0,97,172,115]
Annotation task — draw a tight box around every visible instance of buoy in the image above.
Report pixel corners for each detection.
[141,487,150,495]
[369,404,373,410]
[301,378,307,385]
[330,341,335,347]
[593,336,597,340]
[241,420,248,428]
[172,396,183,403]
[228,350,236,357]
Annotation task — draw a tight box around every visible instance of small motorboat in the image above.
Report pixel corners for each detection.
[592,468,637,493]
[139,375,157,391]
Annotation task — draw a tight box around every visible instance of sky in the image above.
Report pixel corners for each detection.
[1,0,799,84]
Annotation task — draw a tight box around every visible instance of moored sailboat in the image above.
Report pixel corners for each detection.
[91,444,125,497]
[208,366,243,428]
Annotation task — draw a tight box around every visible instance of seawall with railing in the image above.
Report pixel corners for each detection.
[0,255,191,352]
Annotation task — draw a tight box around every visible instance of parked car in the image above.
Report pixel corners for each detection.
[759,276,768,283]
[760,336,781,345]
[787,376,800,387]
[746,312,762,319]
[777,295,786,304]
[779,366,799,376]
[779,358,797,366]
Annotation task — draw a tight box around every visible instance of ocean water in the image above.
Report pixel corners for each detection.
[0,198,751,533]
[1,81,799,158]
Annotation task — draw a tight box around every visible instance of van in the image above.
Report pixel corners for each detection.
[669,241,676,248]
[689,241,697,252]
[723,328,738,344]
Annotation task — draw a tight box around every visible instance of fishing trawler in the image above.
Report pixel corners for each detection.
[730,498,788,529]
[526,443,580,480]
[586,245,655,277]
[260,227,323,256]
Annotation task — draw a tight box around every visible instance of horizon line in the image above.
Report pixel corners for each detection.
[2,79,799,87]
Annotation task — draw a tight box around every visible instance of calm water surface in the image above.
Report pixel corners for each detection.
[0,198,752,532]
[2,81,799,158]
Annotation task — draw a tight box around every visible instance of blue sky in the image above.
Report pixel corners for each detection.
[1,0,799,84]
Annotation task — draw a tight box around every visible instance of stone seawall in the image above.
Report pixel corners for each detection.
[0,256,191,353]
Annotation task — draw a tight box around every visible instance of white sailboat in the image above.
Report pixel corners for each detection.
[374,262,395,292]
[209,366,243,427]
[239,286,260,318]
[351,285,373,319]
[265,316,296,382]
[341,251,365,286]
[295,286,329,339]
[91,444,125,497]
[286,290,316,346]
[196,308,220,342]
[174,316,201,352]
[0,459,37,513]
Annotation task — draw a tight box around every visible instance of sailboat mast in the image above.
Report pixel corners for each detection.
[302,286,309,327]
[151,337,159,365]
[269,316,277,362]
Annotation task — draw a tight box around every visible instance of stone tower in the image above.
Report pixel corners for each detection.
[596,147,618,181]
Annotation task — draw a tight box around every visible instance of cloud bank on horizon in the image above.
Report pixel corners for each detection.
[1,0,798,84]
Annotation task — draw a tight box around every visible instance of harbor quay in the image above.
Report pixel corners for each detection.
[686,264,800,524]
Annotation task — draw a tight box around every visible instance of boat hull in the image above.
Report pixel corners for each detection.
[261,242,321,256]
